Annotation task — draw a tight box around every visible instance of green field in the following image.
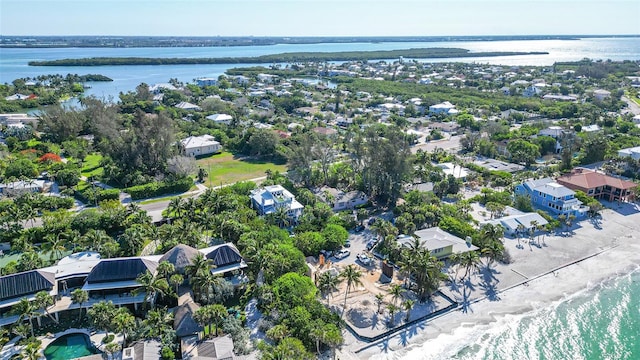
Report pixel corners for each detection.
[196,152,287,186]
[81,154,104,178]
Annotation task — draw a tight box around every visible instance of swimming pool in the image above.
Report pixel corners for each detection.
[43,333,100,360]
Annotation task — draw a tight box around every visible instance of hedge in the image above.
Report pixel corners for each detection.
[76,188,120,205]
[125,177,193,200]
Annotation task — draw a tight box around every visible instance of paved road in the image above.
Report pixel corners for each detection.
[622,96,640,115]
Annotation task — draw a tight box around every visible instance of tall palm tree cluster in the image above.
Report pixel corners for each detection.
[398,241,448,302]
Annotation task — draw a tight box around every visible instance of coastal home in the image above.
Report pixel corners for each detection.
[428,101,458,115]
[0,179,46,196]
[473,158,524,173]
[0,270,56,327]
[315,186,369,211]
[195,78,218,87]
[312,127,338,137]
[617,145,640,160]
[206,113,233,125]
[556,168,637,203]
[483,212,548,237]
[81,257,158,310]
[159,244,200,274]
[436,162,468,180]
[250,185,304,223]
[515,178,586,217]
[592,89,611,102]
[428,121,460,134]
[257,73,278,83]
[180,135,222,157]
[149,83,177,94]
[522,85,543,98]
[537,126,568,154]
[122,339,163,360]
[0,113,39,127]
[201,243,248,285]
[4,94,30,101]
[175,102,201,111]
[397,227,478,260]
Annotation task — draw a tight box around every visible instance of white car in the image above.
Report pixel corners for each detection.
[335,249,351,259]
[357,253,373,266]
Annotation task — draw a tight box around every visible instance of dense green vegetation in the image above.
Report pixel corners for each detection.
[28,48,548,66]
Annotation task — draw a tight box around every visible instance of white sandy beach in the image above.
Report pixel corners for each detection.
[339,202,640,359]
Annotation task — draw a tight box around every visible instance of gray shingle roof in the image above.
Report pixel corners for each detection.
[196,335,235,359]
[174,301,202,337]
[160,244,200,273]
[0,270,55,301]
[85,258,157,284]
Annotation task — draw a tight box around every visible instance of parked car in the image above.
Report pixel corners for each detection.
[356,253,373,266]
[344,239,351,248]
[335,249,350,259]
[367,217,377,226]
[320,250,334,259]
[366,240,377,251]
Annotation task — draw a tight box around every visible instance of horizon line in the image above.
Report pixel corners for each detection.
[2,34,639,38]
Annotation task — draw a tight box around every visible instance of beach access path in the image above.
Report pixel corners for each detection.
[342,201,640,359]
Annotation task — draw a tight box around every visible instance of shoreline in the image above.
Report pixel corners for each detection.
[346,204,640,359]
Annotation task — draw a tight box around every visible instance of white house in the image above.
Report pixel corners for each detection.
[398,227,478,259]
[180,135,222,157]
[429,101,458,115]
[593,89,611,102]
[257,74,278,83]
[523,85,543,98]
[4,94,29,101]
[149,83,177,94]
[315,186,368,211]
[250,185,304,223]
[482,212,548,237]
[206,113,233,125]
[175,102,201,111]
[0,180,46,196]
[437,162,468,180]
[618,146,640,160]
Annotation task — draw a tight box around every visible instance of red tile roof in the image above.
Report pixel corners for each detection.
[557,169,637,190]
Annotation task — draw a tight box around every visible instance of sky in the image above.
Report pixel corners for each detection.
[1,0,639,37]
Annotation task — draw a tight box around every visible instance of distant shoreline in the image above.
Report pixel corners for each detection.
[27,48,549,66]
[2,34,639,49]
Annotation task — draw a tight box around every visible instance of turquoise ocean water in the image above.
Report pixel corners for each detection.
[397,270,640,360]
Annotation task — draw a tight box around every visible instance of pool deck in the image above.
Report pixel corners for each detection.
[0,328,122,360]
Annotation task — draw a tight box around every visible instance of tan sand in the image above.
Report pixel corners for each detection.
[341,203,640,359]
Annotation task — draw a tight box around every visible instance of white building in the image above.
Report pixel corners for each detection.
[618,146,640,160]
[180,135,222,157]
[482,212,548,237]
[206,113,233,125]
[175,102,201,111]
[593,89,611,102]
[195,78,218,87]
[437,162,469,179]
[429,101,458,115]
[250,185,304,223]
[315,186,368,211]
[398,227,478,259]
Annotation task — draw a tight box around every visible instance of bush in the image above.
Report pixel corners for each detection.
[102,334,114,344]
[125,177,193,200]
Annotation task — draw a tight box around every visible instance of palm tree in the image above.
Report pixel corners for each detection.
[169,274,184,295]
[375,293,385,314]
[458,251,481,283]
[21,339,42,360]
[403,299,415,322]
[34,291,58,324]
[266,324,289,343]
[134,271,171,310]
[82,229,111,252]
[388,284,405,307]
[71,289,89,322]
[516,223,526,247]
[166,197,183,221]
[13,298,39,337]
[316,271,341,305]
[104,343,121,359]
[386,303,399,327]
[323,324,344,360]
[185,253,212,280]
[481,240,505,269]
[340,265,363,318]
[194,306,214,338]
[43,233,67,261]
[271,206,291,228]
[157,261,176,279]
[142,308,173,338]
[309,322,326,356]
[112,307,135,347]
[191,270,223,305]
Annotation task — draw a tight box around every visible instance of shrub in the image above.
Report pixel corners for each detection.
[102,334,114,344]
[125,177,193,200]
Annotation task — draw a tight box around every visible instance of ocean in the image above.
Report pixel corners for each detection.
[1,37,639,99]
[389,270,640,360]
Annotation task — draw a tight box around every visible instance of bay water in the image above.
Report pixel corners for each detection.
[1,37,639,99]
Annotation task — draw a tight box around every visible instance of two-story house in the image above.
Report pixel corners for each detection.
[315,186,369,212]
[515,178,586,217]
[250,185,304,223]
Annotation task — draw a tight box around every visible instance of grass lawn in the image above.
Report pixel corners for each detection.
[196,151,287,186]
[81,153,104,178]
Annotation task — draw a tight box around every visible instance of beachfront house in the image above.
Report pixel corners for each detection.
[180,135,222,157]
[556,168,637,203]
[398,227,478,260]
[250,185,304,223]
[482,212,548,237]
[515,178,586,217]
[81,258,158,310]
[0,270,57,327]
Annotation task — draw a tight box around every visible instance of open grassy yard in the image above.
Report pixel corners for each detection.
[81,153,104,178]
[196,151,287,186]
